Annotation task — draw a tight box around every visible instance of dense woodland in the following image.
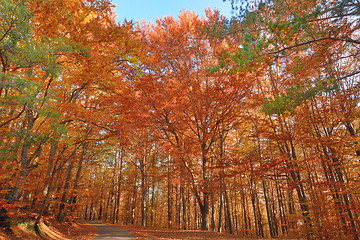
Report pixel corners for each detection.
[0,0,360,239]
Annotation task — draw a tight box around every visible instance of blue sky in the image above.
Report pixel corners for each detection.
[112,0,234,23]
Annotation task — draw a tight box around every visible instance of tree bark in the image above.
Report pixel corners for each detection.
[263,180,278,237]
[57,157,75,222]
[6,106,36,204]
[224,189,233,234]
[113,152,123,224]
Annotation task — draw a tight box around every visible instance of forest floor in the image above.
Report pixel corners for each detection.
[119,225,296,240]
[1,218,297,240]
[0,216,97,240]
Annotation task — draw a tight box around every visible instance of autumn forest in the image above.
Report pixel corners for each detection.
[1,0,360,239]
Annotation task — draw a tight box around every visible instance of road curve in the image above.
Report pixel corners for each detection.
[87,221,136,240]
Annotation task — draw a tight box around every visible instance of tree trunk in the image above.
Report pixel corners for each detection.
[35,141,59,229]
[70,147,85,212]
[200,151,210,231]
[234,190,239,233]
[182,185,186,229]
[57,158,75,222]
[224,189,233,234]
[263,180,278,237]
[218,192,224,232]
[242,192,249,236]
[275,174,288,234]
[114,153,123,224]
[150,182,156,226]
[200,199,210,231]
[6,107,36,204]
[167,163,172,228]
[211,200,215,231]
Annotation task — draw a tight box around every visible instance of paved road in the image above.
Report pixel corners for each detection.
[88,221,136,240]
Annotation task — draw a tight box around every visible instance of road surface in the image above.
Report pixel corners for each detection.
[88,221,136,240]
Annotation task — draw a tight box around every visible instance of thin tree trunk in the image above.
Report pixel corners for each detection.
[57,157,75,222]
[218,192,223,232]
[224,189,233,234]
[242,191,249,236]
[275,174,288,234]
[211,200,215,231]
[182,185,186,229]
[114,153,123,224]
[70,146,85,212]
[234,189,239,234]
[35,141,59,228]
[263,180,278,237]
[167,161,172,228]
[150,182,156,226]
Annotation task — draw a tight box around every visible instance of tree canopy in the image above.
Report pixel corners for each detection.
[1,0,360,239]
